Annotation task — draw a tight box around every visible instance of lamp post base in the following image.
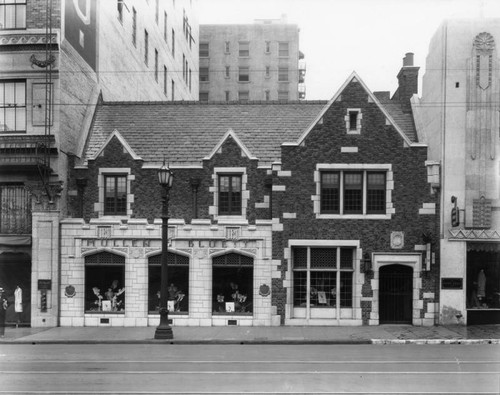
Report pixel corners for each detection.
[154,326,173,339]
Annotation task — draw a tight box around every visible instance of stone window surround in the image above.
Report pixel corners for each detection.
[369,253,423,326]
[284,239,363,325]
[209,167,249,221]
[313,164,394,220]
[95,168,134,218]
[345,108,362,134]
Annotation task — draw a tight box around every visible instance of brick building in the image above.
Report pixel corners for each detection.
[59,54,439,327]
[0,0,198,327]
[199,16,306,102]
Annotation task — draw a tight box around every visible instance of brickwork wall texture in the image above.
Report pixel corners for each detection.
[27,0,61,29]
[272,80,439,323]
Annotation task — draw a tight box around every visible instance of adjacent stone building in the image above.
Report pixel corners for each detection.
[0,0,198,328]
[415,18,500,325]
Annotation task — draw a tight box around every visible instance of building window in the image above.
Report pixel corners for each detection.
[319,169,389,216]
[225,91,230,102]
[132,7,137,46]
[199,91,209,102]
[155,0,159,24]
[0,0,26,30]
[85,252,125,313]
[238,91,249,102]
[239,42,249,57]
[278,42,289,57]
[199,42,209,57]
[265,90,270,101]
[278,67,288,82]
[292,247,354,310]
[185,58,188,82]
[218,175,242,215]
[265,41,270,53]
[199,67,209,82]
[163,66,167,96]
[171,29,175,57]
[171,80,175,100]
[346,108,362,133]
[278,90,288,101]
[265,66,270,78]
[0,184,31,234]
[163,12,167,41]
[238,67,249,82]
[144,30,149,65]
[224,41,230,53]
[320,172,340,214]
[0,80,26,133]
[117,0,123,23]
[366,172,386,214]
[149,253,189,314]
[154,50,159,82]
[213,253,253,314]
[225,66,230,78]
[189,69,192,91]
[104,175,127,215]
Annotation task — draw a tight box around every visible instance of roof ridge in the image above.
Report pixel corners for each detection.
[101,100,329,106]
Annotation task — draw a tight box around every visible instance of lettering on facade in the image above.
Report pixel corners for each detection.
[441,278,463,290]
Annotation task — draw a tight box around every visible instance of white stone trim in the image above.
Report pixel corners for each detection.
[313,164,393,219]
[345,108,362,134]
[341,147,358,153]
[369,253,424,326]
[284,240,362,325]
[97,168,133,218]
[210,167,248,221]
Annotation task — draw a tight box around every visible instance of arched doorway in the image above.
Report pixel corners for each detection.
[379,264,413,324]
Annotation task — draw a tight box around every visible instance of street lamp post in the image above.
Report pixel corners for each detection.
[154,162,174,340]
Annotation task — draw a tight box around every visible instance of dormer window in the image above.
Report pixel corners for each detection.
[346,108,362,134]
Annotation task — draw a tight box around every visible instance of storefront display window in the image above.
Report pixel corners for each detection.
[293,247,353,309]
[148,252,189,314]
[212,253,253,314]
[84,252,125,313]
[466,245,500,310]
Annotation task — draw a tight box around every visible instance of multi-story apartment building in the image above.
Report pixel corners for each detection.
[57,54,438,328]
[0,0,198,328]
[198,16,306,102]
[415,19,500,325]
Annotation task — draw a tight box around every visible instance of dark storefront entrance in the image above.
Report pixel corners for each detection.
[379,264,413,324]
[0,251,31,326]
[466,243,500,325]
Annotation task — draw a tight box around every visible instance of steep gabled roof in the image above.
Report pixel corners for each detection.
[84,101,327,167]
[88,129,142,161]
[291,72,418,147]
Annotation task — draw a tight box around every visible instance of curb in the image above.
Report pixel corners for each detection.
[1,338,499,345]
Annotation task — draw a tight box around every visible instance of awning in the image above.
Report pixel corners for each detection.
[467,242,500,252]
[0,235,32,246]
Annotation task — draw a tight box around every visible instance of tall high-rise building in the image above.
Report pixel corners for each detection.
[199,16,306,102]
[0,0,198,328]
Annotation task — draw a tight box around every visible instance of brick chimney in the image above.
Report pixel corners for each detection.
[393,52,419,113]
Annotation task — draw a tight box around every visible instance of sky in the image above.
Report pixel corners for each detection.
[196,0,500,100]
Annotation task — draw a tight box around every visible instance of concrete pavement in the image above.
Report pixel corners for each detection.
[0,324,499,344]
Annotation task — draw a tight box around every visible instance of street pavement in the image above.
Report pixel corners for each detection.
[0,324,499,344]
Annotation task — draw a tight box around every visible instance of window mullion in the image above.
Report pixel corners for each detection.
[336,248,340,311]
[362,171,367,215]
[306,247,311,319]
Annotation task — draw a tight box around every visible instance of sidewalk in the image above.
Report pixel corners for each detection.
[0,324,499,345]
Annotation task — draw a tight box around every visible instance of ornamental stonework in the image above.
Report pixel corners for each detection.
[473,32,495,55]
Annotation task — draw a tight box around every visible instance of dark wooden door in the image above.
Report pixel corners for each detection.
[379,264,413,324]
